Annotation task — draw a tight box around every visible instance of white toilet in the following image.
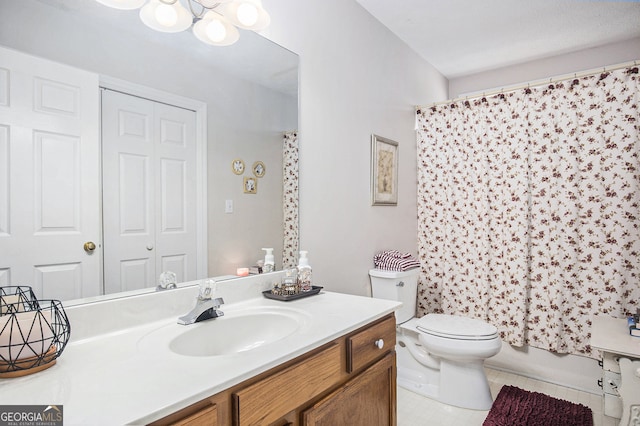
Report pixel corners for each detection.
[369,268,501,410]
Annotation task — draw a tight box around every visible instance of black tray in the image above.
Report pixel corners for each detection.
[262,286,323,301]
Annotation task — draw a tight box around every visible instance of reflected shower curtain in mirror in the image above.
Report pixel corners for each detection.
[416,66,640,357]
[282,131,299,270]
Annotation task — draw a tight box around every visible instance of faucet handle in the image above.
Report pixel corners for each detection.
[157,271,177,290]
[198,279,217,301]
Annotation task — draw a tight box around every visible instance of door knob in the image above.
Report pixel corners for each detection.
[84,241,96,253]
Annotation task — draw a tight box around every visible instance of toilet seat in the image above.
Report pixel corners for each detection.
[415,314,498,341]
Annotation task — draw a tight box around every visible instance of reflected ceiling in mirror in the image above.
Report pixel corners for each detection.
[0,0,299,302]
[5,0,298,97]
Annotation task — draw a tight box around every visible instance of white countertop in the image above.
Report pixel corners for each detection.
[0,288,399,425]
[591,315,640,359]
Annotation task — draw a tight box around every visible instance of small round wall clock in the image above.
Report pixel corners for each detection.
[252,161,266,178]
[231,159,245,175]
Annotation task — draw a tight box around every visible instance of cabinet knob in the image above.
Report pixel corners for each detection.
[146,244,154,251]
[374,339,384,349]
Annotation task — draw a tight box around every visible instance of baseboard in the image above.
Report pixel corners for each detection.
[485,342,602,394]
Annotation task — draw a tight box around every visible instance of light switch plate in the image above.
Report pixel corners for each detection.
[225,199,233,213]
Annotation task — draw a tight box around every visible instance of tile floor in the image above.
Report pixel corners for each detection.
[397,368,618,426]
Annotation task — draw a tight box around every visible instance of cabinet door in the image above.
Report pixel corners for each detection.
[302,352,396,426]
[172,404,218,426]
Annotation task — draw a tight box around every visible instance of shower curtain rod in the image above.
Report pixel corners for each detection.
[419,59,639,109]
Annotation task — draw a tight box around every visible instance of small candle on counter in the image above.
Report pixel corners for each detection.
[236,267,249,277]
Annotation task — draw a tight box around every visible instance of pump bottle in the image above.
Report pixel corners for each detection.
[297,250,312,292]
[262,248,275,273]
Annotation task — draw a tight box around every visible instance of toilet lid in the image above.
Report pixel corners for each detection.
[416,314,498,340]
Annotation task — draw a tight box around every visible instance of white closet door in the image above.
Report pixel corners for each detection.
[101,90,197,294]
[0,46,101,300]
[154,102,198,283]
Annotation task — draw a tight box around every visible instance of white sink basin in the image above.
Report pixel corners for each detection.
[139,305,309,357]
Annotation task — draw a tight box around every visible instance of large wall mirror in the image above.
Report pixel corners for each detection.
[0,0,299,302]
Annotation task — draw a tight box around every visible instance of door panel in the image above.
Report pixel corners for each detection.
[34,263,82,301]
[161,254,187,282]
[102,92,155,293]
[33,77,80,117]
[34,131,80,232]
[155,102,196,284]
[119,258,152,293]
[160,158,186,232]
[0,125,8,235]
[119,153,151,234]
[0,268,10,286]
[0,46,101,299]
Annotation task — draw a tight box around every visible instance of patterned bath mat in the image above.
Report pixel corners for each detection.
[483,385,593,426]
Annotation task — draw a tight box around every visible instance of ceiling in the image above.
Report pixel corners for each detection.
[355,0,640,79]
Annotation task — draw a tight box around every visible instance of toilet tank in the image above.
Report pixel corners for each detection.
[369,268,419,324]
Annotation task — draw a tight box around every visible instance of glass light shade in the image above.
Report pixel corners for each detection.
[139,0,192,33]
[155,3,178,26]
[95,0,146,10]
[192,11,240,46]
[236,3,258,27]
[223,0,270,31]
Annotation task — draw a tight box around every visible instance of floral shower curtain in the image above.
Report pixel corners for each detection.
[416,66,640,357]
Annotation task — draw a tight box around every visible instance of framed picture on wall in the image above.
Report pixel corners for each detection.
[371,134,398,206]
[252,161,266,178]
[243,177,257,194]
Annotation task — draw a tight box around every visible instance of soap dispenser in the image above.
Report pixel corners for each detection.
[262,248,275,273]
[297,251,312,292]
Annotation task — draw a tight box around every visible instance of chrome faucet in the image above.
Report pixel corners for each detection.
[178,279,224,325]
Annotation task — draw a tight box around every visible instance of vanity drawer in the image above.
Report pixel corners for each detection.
[346,314,396,373]
[233,342,342,426]
[172,403,217,426]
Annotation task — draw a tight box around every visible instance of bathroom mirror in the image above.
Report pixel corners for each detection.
[0,0,299,301]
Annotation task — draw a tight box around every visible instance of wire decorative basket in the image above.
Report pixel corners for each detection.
[0,286,39,314]
[0,286,71,378]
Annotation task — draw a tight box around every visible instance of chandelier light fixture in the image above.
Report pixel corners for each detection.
[95,0,270,46]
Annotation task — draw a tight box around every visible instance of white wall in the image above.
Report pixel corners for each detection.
[450,37,640,97]
[261,0,448,296]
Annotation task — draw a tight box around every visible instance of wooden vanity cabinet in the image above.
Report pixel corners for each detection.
[152,313,396,426]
